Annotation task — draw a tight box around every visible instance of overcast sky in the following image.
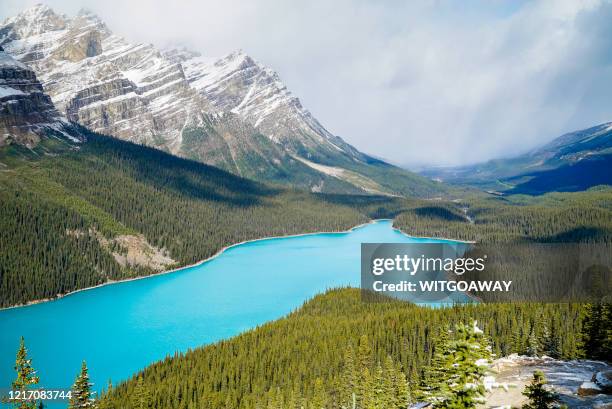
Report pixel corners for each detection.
[2,0,611,167]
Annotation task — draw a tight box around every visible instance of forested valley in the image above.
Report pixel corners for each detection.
[0,131,388,308]
[2,130,611,308]
[2,130,610,409]
[393,187,612,244]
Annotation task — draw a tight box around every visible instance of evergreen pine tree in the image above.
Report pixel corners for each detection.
[414,326,450,403]
[340,345,357,408]
[357,335,373,373]
[311,378,327,409]
[543,323,560,359]
[521,370,558,409]
[131,376,151,409]
[581,302,612,360]
[431,321,492,409]
[372,364,385,408]
[69,361,95,408]
[96,380,113,409]
[396,371,410,408]
[526,327,540,357]
[382,356,398,409]
[12,337,40,409]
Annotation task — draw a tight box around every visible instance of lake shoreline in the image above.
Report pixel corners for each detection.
[1,219,472,312]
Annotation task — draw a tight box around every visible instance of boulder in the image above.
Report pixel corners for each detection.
[578,381,603,396]
[594,370,612,394]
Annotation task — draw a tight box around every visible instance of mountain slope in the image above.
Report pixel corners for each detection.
[421,122,612,194]
[0,5,445,197]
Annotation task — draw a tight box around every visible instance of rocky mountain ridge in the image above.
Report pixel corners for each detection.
[0,46,79,150]
[0,4,446,197]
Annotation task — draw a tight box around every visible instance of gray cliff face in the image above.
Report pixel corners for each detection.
[0,48,72,148]
[0,6,211,154]
[0,5,442,196]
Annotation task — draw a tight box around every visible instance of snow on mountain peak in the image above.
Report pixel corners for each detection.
[0,49,27,69]
[2,4,68,39]
[1,4,359,169]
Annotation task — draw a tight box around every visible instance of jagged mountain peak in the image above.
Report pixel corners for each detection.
[2,4,68,39]
[0,5,446,197]
[162,47,202,64]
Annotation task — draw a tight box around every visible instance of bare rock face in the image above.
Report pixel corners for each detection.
[0,48,75,148]
[0,5,210,154]
[579,381,603,396]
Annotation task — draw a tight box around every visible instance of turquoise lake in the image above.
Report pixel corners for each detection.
[0,220,456,404]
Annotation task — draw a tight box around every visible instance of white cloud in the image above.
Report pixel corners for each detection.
[1,0,611,166]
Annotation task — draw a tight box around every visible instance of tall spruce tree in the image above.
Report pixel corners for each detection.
[427,321,493,408]
[526,327,540,357]
[340,345,357,408]
[69,361,95,409]
[581,302,612,360]
[131,376,151,409]
[521,370,558,409]
[414,326,450,403]
[12,337,40,409]
[311,378,327,409]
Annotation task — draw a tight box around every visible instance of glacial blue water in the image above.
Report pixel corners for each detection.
[0,220,456,405]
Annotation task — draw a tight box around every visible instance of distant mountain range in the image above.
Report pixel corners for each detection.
[421,122,612,194]
[0,4,445,197]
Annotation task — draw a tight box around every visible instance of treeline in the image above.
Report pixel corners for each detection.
[394,188,612,243]
[1,132,400,308]
[102,288,595,408]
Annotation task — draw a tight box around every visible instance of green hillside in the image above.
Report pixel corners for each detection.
[393,188,612,243]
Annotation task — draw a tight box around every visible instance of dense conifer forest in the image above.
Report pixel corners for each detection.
[2,130,610,408]
[2,131,611,308]
[393,187,612,244]
[0,133,381,308]
[101,288,604,408]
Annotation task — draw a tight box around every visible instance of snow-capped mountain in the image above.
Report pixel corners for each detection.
[180,50,359,157]
[0,46,79,149]
[0,4,445,197]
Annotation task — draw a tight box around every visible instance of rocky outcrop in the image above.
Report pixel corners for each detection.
[579,381,604,396]
[0,48,76,148]
[595,370,612,394]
